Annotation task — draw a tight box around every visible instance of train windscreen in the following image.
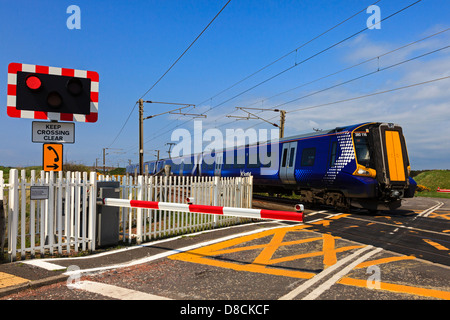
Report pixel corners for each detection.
[353,130,371,168]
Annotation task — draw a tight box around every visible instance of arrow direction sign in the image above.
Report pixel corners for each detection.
[43,143,63,172]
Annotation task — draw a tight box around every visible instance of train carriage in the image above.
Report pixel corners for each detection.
[127,122,417,211]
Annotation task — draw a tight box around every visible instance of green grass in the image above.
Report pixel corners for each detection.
[413,170,450,199]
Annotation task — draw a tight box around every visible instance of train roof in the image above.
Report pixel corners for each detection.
[137,122,373,164]
[279,122,370,143]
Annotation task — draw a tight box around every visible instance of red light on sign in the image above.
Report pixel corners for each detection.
[26,75,42,90]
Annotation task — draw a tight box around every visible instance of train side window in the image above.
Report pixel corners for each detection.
[260,145,272,168]
[235,150,245,169]
[329,142,337,167]
[281,148,288,167]
[288,147,295,167]
[301,148,316,166]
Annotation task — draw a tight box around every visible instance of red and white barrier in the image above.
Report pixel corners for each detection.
[437,187,450,193]
[102,198,304,222]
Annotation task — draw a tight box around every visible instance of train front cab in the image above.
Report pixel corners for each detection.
[352,123,416,210]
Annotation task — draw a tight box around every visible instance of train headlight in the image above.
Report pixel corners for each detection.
[353,165,377,178]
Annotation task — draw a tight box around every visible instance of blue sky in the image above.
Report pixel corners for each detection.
[0,0,449,170]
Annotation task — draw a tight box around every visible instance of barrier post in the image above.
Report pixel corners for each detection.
[213,176,220,227]
[8,169,18,262]
[136,175,144,244]
[0,171,5,261]
[101,198,304,223]
[88,172,97,251]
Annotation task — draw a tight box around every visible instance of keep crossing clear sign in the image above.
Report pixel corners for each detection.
[32,121,75,143]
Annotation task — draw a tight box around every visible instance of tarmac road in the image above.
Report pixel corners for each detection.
[0,196,449,304]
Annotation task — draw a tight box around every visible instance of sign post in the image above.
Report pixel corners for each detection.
[6,62,99,171]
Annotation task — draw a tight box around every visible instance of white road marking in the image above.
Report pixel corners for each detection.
[301,247,383,300]
[339,215,450,237]
[307,212,343,224]
[304,210,330,217]
[70,280,170,300]
[418,202,444,218]
[22,260,67,271]
[279,245,375,300]
[63,223,297,277]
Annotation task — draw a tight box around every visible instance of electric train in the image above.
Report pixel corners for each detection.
[126,122,417,211]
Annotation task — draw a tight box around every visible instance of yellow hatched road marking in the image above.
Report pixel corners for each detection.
[170,223,450,299]
[428,211,450,220]
[423,239,449,251]
[353,255,416,269]
[0,272,30,289]
[338,277,450,300]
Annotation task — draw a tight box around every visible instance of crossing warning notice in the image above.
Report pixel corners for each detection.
[32,121,75,143]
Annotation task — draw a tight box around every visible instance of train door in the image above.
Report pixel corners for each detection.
[214,152,223,176]
[279,141,297,184]
[192,154,202,176]
[179,162,184,176]
[372,123,409,187]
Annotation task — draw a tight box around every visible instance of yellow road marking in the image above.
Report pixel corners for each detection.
[170,224,356,279]
[322,234,337,268]
[338,277,450,300]
[0,272,29,289]
[312,220,330,227]
[353,256,416,269]
[423,239,449,251]
[268,245,363,265]
[428,211,450,221]
[169,222,450,300]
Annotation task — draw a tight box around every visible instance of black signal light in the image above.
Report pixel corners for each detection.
[47,91,63,109]
[67,78,83,96]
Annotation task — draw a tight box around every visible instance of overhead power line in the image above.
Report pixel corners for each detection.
[108,0,231,147]
[147,74,449,156]
[273,45,450,109]
[133,0,388,148]
[230,74,450,134]
[210,42,450,132]
[139,0,231,100]
[242,27,450,110]
[146,73,450,158]
[196,0,382,106]
[121,0,427,157]
[135,0,426,148]
[287,75,450,114]
[203,0,423,114]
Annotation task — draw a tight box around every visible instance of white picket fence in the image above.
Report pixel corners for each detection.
[1,170,97,262]
[0,169,253,261]
[113,175,253,244]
